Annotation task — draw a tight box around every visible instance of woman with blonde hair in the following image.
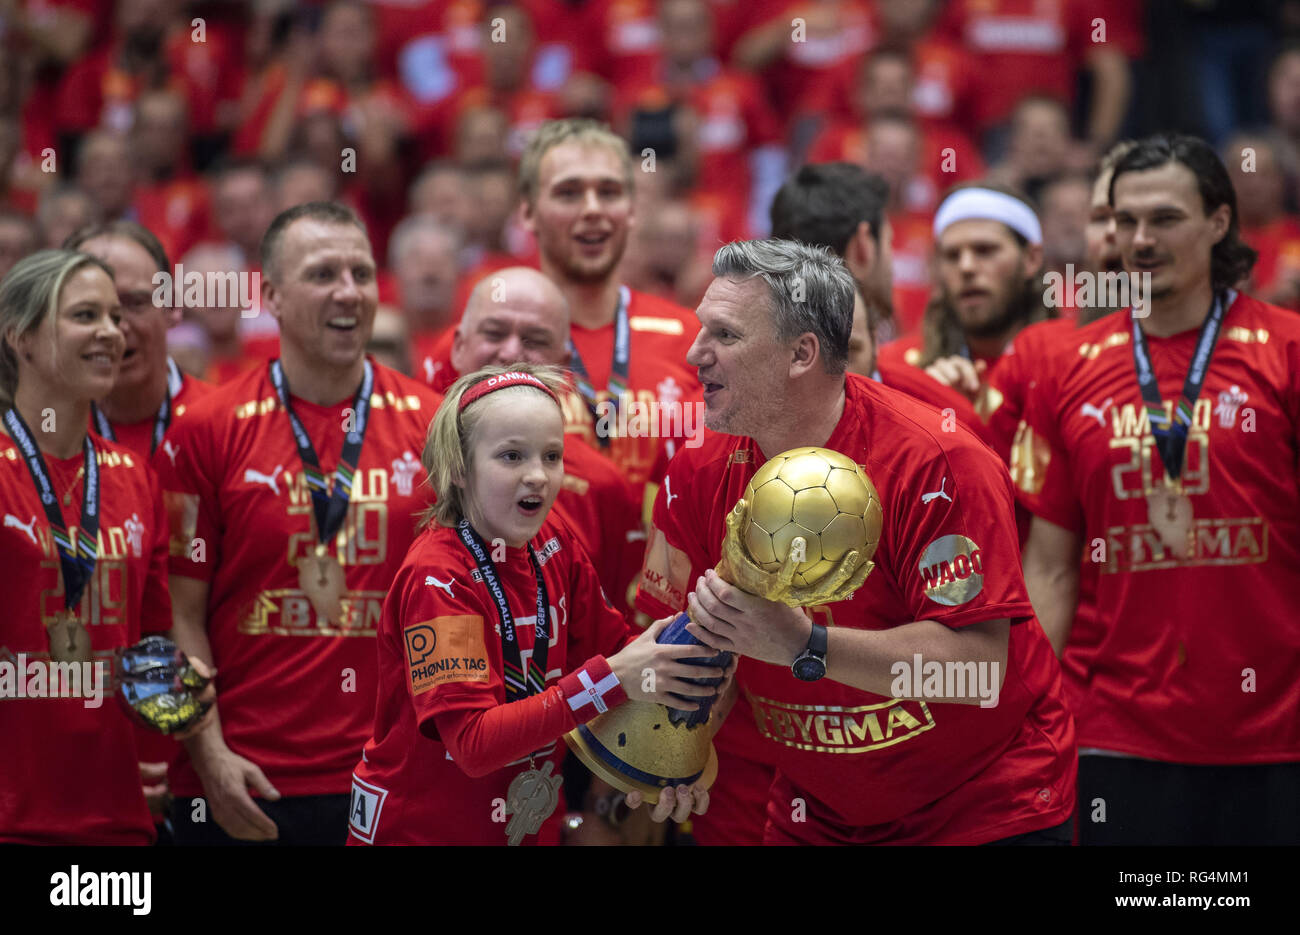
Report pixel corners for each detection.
[349,364,720,845]
[0,249,175,843]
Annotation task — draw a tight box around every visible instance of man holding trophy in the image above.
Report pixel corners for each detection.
[634,239,1077,844]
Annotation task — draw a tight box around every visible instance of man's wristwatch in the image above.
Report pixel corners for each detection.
[791,622,828,682]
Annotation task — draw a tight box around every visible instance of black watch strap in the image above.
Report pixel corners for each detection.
[806,621,828,657]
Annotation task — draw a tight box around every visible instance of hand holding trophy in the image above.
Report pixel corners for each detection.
[565,446,882,803]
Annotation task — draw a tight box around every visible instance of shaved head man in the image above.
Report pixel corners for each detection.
[450,266,571,374]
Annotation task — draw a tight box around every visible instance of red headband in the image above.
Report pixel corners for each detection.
[458,372,559,412]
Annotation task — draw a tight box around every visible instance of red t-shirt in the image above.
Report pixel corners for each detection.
[552,435,645,619]
[154,360,444,797]
[0,431,171,844]
[348,518,633,845]
[637,373,1075,843]
[93,367,213,460]
[877,358,998,453]
[564,288,703,490]
[1014,294,1300,763]
[985,318,1098,716]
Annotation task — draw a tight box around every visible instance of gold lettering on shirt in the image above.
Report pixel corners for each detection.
[1010,420,1051,495]
[239,591,385,636]
[165,491,199,557]
[1102,517,1267,573]
[747,691,937,753]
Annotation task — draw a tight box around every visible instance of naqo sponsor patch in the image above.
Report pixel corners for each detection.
[404,615,489,694]
[348,775,388,844]
[918,534,984,606]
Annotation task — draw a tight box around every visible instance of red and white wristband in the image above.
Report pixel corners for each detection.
[558,656,627,723]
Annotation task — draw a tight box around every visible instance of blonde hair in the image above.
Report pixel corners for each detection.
[517,118,634,207]
[419,363,569,530]
[0,249,115,406]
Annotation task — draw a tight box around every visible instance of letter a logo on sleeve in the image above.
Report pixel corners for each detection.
[918,535,984,606]
[404,616,489,694]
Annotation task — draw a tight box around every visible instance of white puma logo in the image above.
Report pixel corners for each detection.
[162,439,179,465]
[5,513,37,544]
[664,476,678,509]
[1080,397,1113,428]
[921,477,952,505]
[425,575,455,598]
[244,464,284,495]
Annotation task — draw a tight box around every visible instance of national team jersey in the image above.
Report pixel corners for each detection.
[637,374,1075,843]
[0,431,171,844]
[562,289,702,489]
[154,359,443,798]
[92,365,213,459]
[552,436,645,619]
[984,317,1099,716]
[348,518,633,845]
[1014,294,1300,764]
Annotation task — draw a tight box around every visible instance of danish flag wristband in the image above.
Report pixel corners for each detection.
[559,657,627,723]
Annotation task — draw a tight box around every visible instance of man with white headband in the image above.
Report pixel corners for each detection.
[878,183,1053,410]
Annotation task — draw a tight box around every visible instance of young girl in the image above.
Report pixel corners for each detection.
[0,250,175,843]
[349,364,720,845]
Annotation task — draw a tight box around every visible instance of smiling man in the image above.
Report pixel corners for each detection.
[517,119,701,492]
[637,238,1076,844]
[153,203,443,845]
[65,222,212,456]
[1017,134,1300,845]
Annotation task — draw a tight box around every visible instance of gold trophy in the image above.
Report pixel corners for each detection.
[565,446,883,802]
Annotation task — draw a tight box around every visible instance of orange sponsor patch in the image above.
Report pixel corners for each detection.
[404,615,489,695]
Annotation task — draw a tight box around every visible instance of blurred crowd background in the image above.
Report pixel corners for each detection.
[1,0,1298,383]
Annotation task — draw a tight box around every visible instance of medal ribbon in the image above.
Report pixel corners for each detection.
[268,358,374,547]
[455,520,550,702]
[566,286,630,448]
[91,356,182,455]
[4,407,99,614]
[1129,290,1231,481]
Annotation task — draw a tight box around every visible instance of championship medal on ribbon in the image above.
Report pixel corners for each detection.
[1130,291,1229,563]
[565,446,883,803]
[454,519,561,845]
[269,359,373,627]
[1146,476,1195,560]
[299,541,347,624]
[3,407,100,666]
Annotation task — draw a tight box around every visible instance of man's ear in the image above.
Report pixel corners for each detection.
[789,332,821,378]
[1209,203,1231,245]
[261,273,281,322]
[1021,242,1045,281]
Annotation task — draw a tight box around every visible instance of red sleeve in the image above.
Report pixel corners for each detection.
[152,414,222,580]
[1012,366,1085,534]
[399,547,628,778]
[891,435,1035,628]
[634,452,705,620]
[433,655,625,779]
[140,467,173,636]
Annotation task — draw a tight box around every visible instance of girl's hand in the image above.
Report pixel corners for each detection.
[607,617,729,711]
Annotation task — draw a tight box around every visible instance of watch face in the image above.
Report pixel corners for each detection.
[793,655,825,682]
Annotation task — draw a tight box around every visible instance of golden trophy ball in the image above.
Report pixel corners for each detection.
[565,446,883,803]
